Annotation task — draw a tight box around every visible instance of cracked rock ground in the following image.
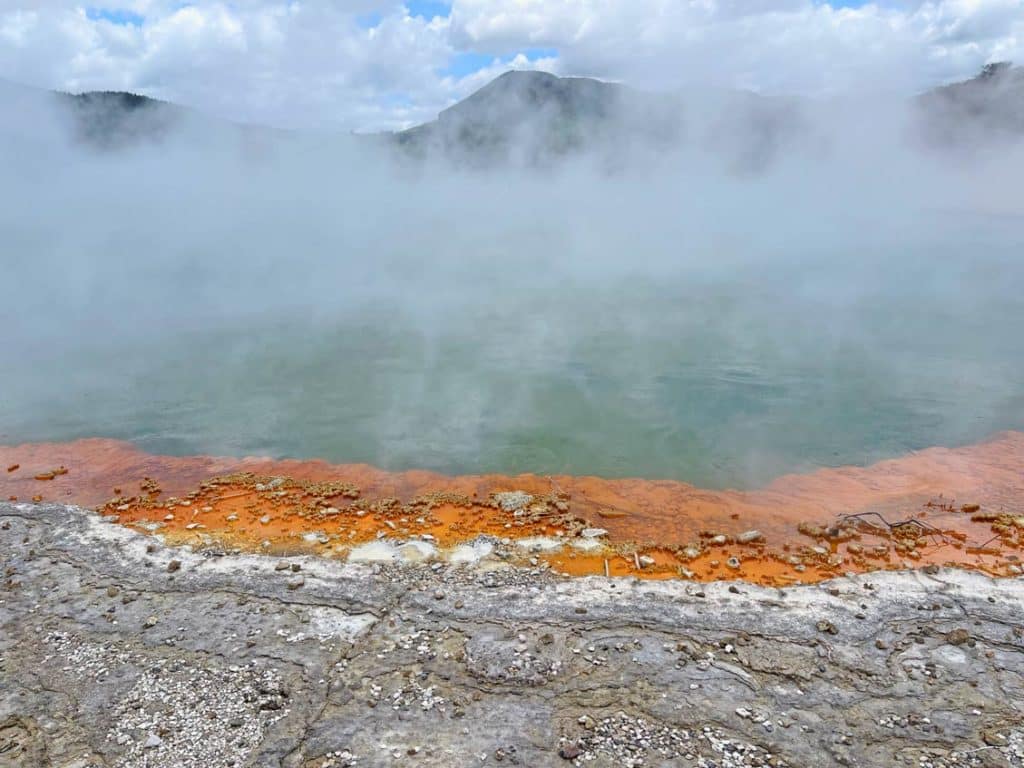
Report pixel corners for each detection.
[1,502,1023,767]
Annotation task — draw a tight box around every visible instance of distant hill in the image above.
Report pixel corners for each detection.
[392,70,686,166]
[0,80,283,150]
[57,90,184,148]
[916,62,1024,146]
[389,70,816,171]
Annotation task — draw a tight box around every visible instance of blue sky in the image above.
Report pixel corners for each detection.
[360,0,449,28]
[86,7,144,26]
[407,0,452,19]
[356,11,383,29]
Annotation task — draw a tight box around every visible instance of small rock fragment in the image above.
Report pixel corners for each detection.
[816,620,838,635]
[558,744,581,760]
[946,628,971,646]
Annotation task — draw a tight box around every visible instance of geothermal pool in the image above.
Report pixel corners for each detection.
[4,172,1024,582]
[4,222,1023,489]
[4,111,1024,495]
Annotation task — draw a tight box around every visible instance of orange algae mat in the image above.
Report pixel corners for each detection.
[2,434,1023,586]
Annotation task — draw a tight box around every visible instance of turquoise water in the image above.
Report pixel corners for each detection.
[5,222,1023,489]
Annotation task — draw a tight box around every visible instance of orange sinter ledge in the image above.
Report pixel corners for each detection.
[2,434,1023,586]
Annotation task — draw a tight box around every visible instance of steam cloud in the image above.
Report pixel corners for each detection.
[2,76,1023,488]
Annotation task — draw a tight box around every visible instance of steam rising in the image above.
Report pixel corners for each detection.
[2,74,1023,488]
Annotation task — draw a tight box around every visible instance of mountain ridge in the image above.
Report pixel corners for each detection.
[3,63,1022,158]
[916,61,1024,145]
[392,69,685,165]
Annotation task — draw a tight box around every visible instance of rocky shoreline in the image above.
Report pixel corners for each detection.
[5,435,1024,583]
[1,502,1023,767]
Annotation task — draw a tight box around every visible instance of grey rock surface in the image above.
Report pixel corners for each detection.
[1,502,1023,768]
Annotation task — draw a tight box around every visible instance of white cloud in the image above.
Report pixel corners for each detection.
[450,0,1024,93]
[0,2,471,129]
[0,0,1021,130]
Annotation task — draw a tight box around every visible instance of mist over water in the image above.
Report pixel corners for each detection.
[3,83,1023,488]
